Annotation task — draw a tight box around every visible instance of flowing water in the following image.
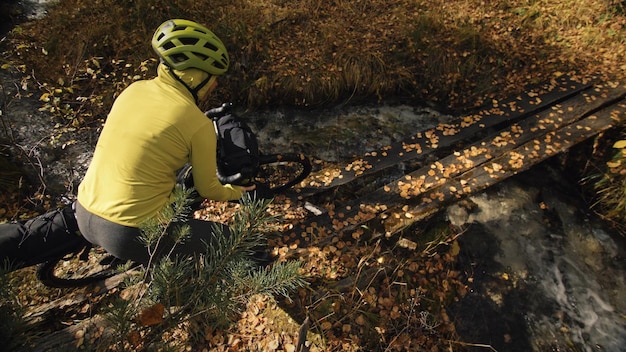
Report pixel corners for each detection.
[446,165,626,351]
[0,0,51,34]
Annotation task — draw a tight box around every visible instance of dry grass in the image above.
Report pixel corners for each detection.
[2,0,624,114]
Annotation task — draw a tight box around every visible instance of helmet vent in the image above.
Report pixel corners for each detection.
[215,60,226,70]
[171,53,189,63]
[180,38,199,46]
[204,42,218,51]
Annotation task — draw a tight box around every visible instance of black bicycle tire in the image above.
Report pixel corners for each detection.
[36,257,116,288]
[257,153,312,194]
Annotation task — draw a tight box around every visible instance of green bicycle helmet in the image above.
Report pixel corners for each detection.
[152,19,229,75]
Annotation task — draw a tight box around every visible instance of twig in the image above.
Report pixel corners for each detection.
[14,142,47,195]
[444,340,498,351]
[295,316,310,352]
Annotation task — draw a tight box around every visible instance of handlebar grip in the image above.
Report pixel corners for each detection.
[205,102,233,119]
[217,172,243,184]
[217,171,254,186]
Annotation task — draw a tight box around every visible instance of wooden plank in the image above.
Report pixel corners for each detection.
[376,98,626,237]
[27,315,110,352]
[22,269,139,327]
[358,83,626,206]
[276,84,626,250]
[22,269,142,351]
[295,75,590,194]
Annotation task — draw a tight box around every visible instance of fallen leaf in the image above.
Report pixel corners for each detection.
[613,140,626,149]
[135,303,164,326]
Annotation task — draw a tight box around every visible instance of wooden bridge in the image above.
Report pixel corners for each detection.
[276,76,626,251]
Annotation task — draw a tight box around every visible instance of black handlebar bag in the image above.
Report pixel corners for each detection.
[207,103,260,186]
[177,103,260,192]
[0,204,90,272]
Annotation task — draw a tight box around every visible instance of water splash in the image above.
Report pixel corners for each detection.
[448,167,626,351]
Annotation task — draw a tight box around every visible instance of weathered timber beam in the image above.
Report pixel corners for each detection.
[376,98,626,237]
[21,269,140,334]
[297,75,591,192]
[359,83,626,206]
[23,270,142,351]
[278,83,625,250]
[27,315,111,352]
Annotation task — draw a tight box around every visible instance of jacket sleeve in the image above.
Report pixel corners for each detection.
[189,122,243,201]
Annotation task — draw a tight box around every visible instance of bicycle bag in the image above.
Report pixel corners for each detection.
[0,203,90,272]
[206,103,260,186]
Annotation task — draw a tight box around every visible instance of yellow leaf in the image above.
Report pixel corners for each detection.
[612,140,626,149]
[39,93,50,102]
[607,161,621,168]
[449,240,460,256]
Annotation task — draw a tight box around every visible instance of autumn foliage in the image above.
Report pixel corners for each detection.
[1,0,626,351]
[4,0,625,117]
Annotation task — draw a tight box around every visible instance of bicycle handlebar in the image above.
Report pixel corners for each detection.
[217,170,253,186]
[205,102,233,119]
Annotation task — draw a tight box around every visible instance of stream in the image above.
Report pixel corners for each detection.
[446,164,626,352]
[0,0,50,35]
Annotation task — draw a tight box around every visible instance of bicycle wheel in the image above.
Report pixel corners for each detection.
[255,153,312,194]
[36,247,122,288]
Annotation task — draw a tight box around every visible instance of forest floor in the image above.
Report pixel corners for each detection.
[1,0,626,351]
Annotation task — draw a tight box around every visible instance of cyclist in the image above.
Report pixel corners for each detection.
[75,19,255,265]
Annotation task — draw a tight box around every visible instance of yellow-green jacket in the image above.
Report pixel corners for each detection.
[78,64,243,227]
